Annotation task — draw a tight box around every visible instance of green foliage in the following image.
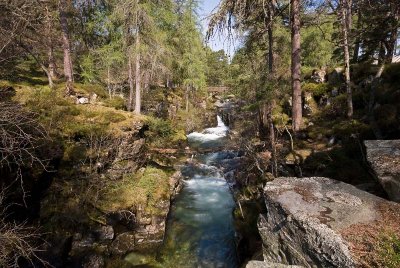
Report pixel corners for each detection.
[351,63,378,84]
[103,111,126,123]
[171,0,206,92]
[303,82,332,97]
[80,53,98,83]
[320,94,348,118]
[382,63,400,84]
[145,117,174,138]
[302,17,336,68]
[332,120,371,138]
[175,107,203,133]
[205,48,230,86]
[103,96,126,110]
[73,83,108,99]
[379,232,400,268]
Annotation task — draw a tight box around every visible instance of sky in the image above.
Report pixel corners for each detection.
[199,0,237,57]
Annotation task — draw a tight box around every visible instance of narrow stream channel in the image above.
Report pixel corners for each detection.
[159,115,238,267]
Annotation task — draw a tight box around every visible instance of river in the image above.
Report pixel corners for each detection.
[159,115,238,267]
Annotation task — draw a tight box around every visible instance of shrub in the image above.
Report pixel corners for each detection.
[320,94,347,118]
[332,119,370,138]
[303,82,331,97]
[351,63,378,84]
[382,63,400,84]
[103,111,126,123]
[145,117,174,138]
[103,96,126,110]
[374,104,397,127]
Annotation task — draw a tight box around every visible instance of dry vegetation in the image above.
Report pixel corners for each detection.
[341,202,400,268]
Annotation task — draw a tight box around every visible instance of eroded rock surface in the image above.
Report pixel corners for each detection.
[246,261,303,268]
[258,177,400,267]
[365,140,400,202]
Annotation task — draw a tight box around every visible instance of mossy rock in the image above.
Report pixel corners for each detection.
[101,166,170,214]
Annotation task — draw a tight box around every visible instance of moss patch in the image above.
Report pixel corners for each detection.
[101,166,170,215]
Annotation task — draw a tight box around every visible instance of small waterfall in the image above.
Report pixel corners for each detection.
[187,115,228,145]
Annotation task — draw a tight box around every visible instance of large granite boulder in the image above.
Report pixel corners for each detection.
[259,177,400,267]
[364,140,400,202]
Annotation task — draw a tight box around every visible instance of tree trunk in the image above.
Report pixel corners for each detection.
[134,31,141,114]
[128,54,134,111]
[268,27,274,75]
[340,0,353,118]
[59,0,73,84]
[291,0,302,132]
[385,28,398,63]
[185,85,189,112]
[107,66,112,98]
[46,6,57,82]
[352,7,362,63]
[48,46,57,81]
[266,0,276,75]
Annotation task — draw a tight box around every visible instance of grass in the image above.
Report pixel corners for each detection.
[379,231,400,268]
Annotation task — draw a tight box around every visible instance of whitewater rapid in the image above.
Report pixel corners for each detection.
[186,115,228,143]
[160,115,238,267]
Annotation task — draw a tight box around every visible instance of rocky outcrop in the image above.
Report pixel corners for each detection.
[134,170,183,252]
[364,140,400,202]
[246,261,303,268]
[258,177,400,267]
[40,119,184,266]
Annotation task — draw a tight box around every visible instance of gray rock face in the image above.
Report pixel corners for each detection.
[258,177,397,267]
[82,254,104,268]
[110,232,135,255]
[246,261,303,268]
[93,225,114,241]
[364,140,400,202]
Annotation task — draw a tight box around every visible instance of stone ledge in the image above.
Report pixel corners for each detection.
[364,140,400,202]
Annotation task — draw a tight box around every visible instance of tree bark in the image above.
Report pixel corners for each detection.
[48,46,57,81]
[352,7,362,63]
[134,31,141,114]
[128,54,134,111]
[185,85,189,112]
[340,0,353,118]
[291,0,302,132]
[45,5,57,82]
[107,66,111,98]
[385,28,398,63]
[59,0,73,84]
[266,0,276,75]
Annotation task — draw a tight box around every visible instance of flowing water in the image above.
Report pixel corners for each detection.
[159,116,238,267]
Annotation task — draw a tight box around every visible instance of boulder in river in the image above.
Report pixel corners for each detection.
[364,140,400,202]
[258,177,400,267]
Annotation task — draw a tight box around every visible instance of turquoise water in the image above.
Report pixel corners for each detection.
[159,116,238,267]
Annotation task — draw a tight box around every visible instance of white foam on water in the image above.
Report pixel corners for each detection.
[187,116,228,143]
